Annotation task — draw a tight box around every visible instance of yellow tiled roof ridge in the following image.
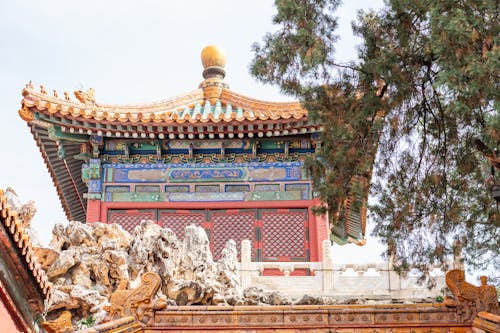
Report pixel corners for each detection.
[20,83,308,124]
[22,85,205,114]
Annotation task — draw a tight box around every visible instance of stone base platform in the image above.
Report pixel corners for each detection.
[148,303,466,332]
[80,303,473,333]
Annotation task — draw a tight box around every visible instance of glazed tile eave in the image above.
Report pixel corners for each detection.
[0,189,53,301]
[20,86,308,127]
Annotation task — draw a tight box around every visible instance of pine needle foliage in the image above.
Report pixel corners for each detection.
[251,0,499,283]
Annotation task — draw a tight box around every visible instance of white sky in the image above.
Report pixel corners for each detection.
[0,0,386,263]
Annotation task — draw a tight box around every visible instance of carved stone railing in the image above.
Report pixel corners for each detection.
[240,239,446,298]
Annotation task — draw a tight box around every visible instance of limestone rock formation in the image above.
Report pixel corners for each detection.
[37,218,421,329]
[127,222,242,306]
[4,187,36,229]
[38,220,245,326]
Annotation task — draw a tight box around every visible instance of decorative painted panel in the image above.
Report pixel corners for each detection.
[105,185,130,193]
[108,209,156,233]
[88,159,101,178]
[262,211,308,260]
[135,185,160,192]
[102,139,314,153]
[88,179,102,193]
[159,210,205,240]
[169,192,245,202]
[195,185,220,192]
[106,191,304,202]
[285,183,309,192]
[169,168,245,182]
[101,152,313,164]
[285,183,312,200]
[248,191,303,201]
[289,138,312,149]
[165,139,252,150]
[254,184,280,192]
[225,185,250,192]
[109,192,162,202]
[102,162,304,183]
[82,158,102,186]
[165,185,190,193]
[104,141,127,151]
[114,168,167,182]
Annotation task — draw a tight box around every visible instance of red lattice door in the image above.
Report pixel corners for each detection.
[159,210,205,240]
[106,208,310,263]
[107,209,157,233]
[261,210,309,261]
[209,210,257,260]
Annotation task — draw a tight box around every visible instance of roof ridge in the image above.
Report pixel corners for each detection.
[23,85,205,112]
[20,84,309,125]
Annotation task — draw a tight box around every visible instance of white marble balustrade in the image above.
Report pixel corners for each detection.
[239,239,447,299]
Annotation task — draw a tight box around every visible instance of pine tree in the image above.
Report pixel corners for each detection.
[251,0,499,283]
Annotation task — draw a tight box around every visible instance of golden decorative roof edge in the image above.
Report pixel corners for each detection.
[20,83,308,125]
[0,189,52,301]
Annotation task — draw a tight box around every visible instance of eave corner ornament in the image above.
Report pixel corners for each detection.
[18,106,34,122]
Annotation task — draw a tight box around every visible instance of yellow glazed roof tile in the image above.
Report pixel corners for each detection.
[20,84,307,126]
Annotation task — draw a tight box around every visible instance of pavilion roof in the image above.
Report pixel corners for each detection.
[20,86,307,125]
[18,45,316,140]
[17,84,316,143]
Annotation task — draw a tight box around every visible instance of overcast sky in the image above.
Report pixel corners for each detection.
[0,0,386,263]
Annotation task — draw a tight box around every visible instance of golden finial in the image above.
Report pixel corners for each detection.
[40,85,47,94]
[26,81,34,89]
[200,45,227,80]
[201,45,226,69]
[199,45,228,103]
[53,89,58,98]
[64,92,71,101]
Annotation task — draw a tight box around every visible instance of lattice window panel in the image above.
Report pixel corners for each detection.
[211,212,255,260]
[262,212,306,258]
[159,211,205,240]
[108,210,156,234]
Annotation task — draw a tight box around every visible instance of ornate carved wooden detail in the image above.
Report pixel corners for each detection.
[109,272,166,325]
[41,311,73,333]
[444,269,499,322]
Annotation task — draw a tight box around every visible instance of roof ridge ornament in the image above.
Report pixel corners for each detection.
[74,87,96,106]
[200,45,229,104]
[201,45,227,80]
